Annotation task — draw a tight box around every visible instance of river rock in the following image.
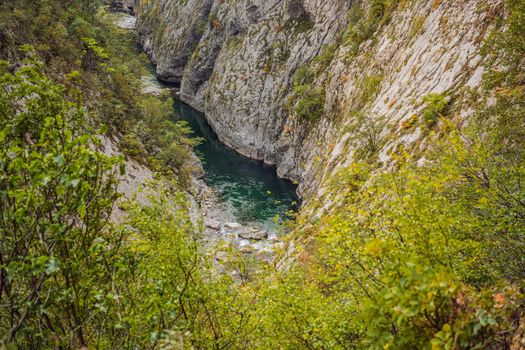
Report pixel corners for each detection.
[224,222,242,229]
[204,218,221,230]
[223,232,238,240]
[237,228,268,241]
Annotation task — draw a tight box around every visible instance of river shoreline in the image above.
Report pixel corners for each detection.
[111,10,296,259]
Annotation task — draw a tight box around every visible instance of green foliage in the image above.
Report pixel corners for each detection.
[421,93,449,126]
[410,15,426,39]
[287,44,335,125]
[481,0,525,163]
[117,186,203,348]
[359,74,384,107]
[2,1,525,349]
[363,263,521,350]
[293,65,314,86]
[0,61,252,349]
[314,44,338,70]
[0,63,123,348]
[121,93,201,185]
[234,3,525,347]
[342,1,399,55]
[288,33,340,125]
[120,132,146,158]
[363,264,460,349]
[290,85,326,124]
[346,111,386,158]
[0,0,199,186]
[288,65,326,124]
[342,74,385,158]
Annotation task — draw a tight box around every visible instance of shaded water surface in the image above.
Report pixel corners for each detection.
[173,101,299,229]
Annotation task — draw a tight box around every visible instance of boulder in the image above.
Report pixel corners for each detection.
[224,222,242,229]
[237,228,268,241]
[204,219,221,230]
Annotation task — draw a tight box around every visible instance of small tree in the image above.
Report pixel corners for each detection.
[0,62,124,348]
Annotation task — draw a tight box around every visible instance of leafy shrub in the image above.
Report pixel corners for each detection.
[359,74,384,107]
[293,85,326,123]
[314,44,338,70]
[120,132,146,157]
[0,0,199,182]
[293,65,314,86]
[288,65,326,123]
[3,1,525,349]
[363,263,521,350]
[347,111,386,157]
[342,0,399,55]
[401,114,418,129]
[0,63,123,348]
[421,92,449,126]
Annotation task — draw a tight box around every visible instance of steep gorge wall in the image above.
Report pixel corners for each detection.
[136,0,502,202]
[136,0,349,179]
[295,0,502,208]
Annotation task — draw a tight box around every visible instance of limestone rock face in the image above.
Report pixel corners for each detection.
[137,0,503,204]
[296,0,503,204]
[136,0,349,176]
[137,0,214,82]
[237,227,268,241]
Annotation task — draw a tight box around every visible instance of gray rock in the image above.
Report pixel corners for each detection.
[136,0,213,83]
[204,219,221,230]
[237,228,268,241]
[224,222,242,229]
[224,232,238,239]
[136,0,350,186]
[285,0,310,22]
[137,0,503,208]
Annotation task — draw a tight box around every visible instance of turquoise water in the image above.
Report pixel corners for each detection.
[125,14,299,228]
[173,100,299,228]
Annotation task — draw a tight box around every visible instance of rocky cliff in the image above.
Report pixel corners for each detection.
[136,0,503,202]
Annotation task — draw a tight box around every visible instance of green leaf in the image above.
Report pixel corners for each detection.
[45,257,59,275]
[78,202,86,218]
[53,154,64,167]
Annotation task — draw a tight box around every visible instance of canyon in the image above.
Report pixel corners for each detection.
[135,0,502,208]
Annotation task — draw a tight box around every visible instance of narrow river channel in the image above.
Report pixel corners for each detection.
[113,11,299,231]
[173,101,299,230]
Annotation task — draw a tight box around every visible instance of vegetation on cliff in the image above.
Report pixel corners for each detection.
[1,0,525,349]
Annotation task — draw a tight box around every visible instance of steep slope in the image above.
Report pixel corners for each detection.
[137,0,349,177]
[295,0,502,205]
[137,0,503,202]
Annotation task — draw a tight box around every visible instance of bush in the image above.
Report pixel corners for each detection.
[293,65,314,86]
[0,63,124,348]
[120,132,146,158]
[342,1,399,55]
[289,65,325,123]
[314,44,337,70]
[421,92,449,126]
[363,263,521,350]
[290,84,325,123]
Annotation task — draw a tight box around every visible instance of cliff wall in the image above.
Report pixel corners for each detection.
[136,0,502,202]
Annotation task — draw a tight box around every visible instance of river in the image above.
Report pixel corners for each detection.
[174,101,299,230]
[113,11,299,232]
